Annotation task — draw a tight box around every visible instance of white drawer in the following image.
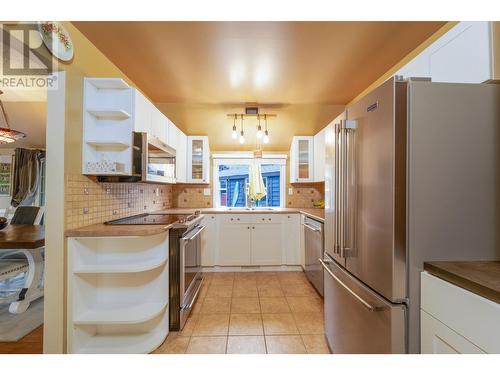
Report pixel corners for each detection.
[218,214,253,224]
[252,214,283,223]
[421,272,500,353]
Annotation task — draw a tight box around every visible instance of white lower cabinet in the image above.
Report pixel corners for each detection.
[420,272,500,354]
[284,214,301,265]
[251,223,283,265]
[200,215,217,267]
[421,310,485,354]
[218,222,252,265]
[203,214,301,267]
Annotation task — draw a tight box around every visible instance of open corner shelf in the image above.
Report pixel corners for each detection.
[87,109,131,120]
[73,257,168,274]
[73,310,169,354]
[87,78,130,90]
[85,141,130,150]
[74,302,167,325]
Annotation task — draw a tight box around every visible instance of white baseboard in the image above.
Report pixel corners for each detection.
[201,265,303,273]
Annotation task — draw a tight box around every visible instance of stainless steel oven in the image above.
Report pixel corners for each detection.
[169,218,205,330]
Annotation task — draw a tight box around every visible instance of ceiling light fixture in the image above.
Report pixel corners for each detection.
[256,114,263,139]
[263,114,270,144]
[0,91,27,144]
[239,114,245,144]
[231,114,237,139]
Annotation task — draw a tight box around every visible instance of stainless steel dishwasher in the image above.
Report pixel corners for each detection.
[303,215,324,296]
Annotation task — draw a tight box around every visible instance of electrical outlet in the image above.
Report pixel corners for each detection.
[288,188,293,195]
[203,188,211,196]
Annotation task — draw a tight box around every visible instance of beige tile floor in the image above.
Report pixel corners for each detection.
[153,271,330,354]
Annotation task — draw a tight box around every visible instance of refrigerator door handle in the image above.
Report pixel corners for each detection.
[334,122,341,255]
[341,119,357,258]
[319,258,384,312]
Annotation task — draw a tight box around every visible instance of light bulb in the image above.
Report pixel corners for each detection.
[239,131,245,144]
[231,125,237,139]
[263,130,269,144]
[256,125,263,139]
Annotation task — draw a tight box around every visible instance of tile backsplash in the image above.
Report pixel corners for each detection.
[65,175,323,230]
[65,174,173,230]
[172,184,212,208]
[286,182,325,208]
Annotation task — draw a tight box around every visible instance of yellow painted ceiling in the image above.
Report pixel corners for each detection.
[73,21,446,150]
[155,102,345,151]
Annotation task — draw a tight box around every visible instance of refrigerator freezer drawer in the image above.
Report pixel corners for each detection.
[322,257,406,353]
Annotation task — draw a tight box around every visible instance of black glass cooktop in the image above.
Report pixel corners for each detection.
[105,214,189,225]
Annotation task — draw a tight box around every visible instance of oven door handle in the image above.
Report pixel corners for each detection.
[181,225,206,242]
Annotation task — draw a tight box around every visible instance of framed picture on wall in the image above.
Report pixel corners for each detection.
[0,155,13,196]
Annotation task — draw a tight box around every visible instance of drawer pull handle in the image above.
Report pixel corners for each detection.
[319,258,384,312]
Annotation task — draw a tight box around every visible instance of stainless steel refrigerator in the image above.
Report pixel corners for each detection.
[322,77,500,354]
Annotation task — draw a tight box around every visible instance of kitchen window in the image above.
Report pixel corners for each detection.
[212,154,286,208]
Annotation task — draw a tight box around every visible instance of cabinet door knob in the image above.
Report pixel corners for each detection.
[262,218,265,221]
[231,218,233,221]
[252,226,255,229]
[268,218,271,221]
[247,226,250,229]
[237,218,240,221]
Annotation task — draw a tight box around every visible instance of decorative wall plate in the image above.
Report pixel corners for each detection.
[38,21,74,61]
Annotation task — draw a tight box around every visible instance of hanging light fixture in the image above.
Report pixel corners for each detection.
[231,114,237,139]
[263,114,270,144]
[0,91,26,144]
[256,115,263,139]
[239,114,245,144]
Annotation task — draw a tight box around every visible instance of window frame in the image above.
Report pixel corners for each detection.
[212,154,287,209]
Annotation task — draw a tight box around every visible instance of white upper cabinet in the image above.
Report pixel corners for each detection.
[167,119,178,150]
[398,22,499,83]
[150,106,168,143]
[175,127,187,183]
[313,127,326,182]
[290,136,314,183]
[187,136,210,184]
[132,90,152,134]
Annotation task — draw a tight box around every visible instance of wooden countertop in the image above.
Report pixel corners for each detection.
[65,207,325,238]
[65,223,173,238]
[424,261,500,304]
[0,224,45,249]
[154,207,325,221]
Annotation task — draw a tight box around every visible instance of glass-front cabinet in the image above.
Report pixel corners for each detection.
[187,136,210,183]
[290,136,314,183]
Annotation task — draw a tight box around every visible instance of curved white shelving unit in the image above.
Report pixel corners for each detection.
[67,232,170,354]
[73,309,169,354]
[74,301,167,325]
[73,257,167,274]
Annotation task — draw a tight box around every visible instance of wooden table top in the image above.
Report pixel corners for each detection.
[0,224,45,249]
[424,261,500,304]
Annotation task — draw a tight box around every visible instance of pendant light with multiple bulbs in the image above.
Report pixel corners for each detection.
[228,110,274,145]
[0,91,27,144]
